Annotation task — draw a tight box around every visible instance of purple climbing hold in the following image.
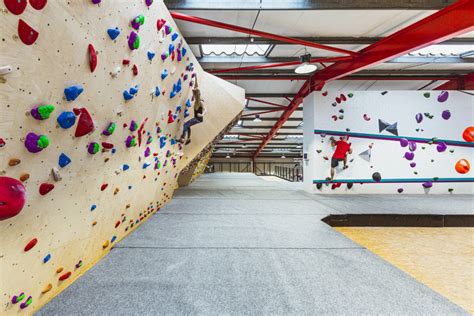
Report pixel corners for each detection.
[144,147,150,157]
[437,91,449,103]
[422,181,433,188]
[145,0,153,6]
[410,162,416,168]
[397,188,404,194]
[91,0,101,4]
[87,142,100,155]
[436,142,447,152]
[129,120,138,132]
[399,138,409,147]
[441,110,451,120]
[408,141,417,152]
[404,152,415,161]
[128,31,140,50]
[25,132,49,153]
[31,104,55,120]
[415,113,423,124]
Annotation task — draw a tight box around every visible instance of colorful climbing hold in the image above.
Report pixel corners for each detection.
[30,104,55,120]
[18,19,39,45]
[422,182,433,189]
[24,132,49,153]
[41,283,52,294]
[87,142,100,154]
[462,126,474,142]
[157,18,166,31]
[131,14,145,30]
[19,296,32,309]
[39,183,54,195]
[58,153,71,168]
[436,142,447,152]
[147,51,155,61]
[404,152,414,161]
[441,110,451,120]
[128,31,140,50]
[455,159,470,174]
[64,84,84,101]
[57,111,76,129]
[102,122,116,136]
[43,253,51,263]
[0,177,26,221]
[58,272,71,281]
[415,113,423,124]
[90,204,97,211]
[11,292,25,304]
[24,238,38,251]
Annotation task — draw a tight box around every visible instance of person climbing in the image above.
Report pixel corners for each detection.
[328,135,352,180]
[179,75,206,145]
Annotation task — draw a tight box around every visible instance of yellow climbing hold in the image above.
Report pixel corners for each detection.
[41,283,52,294]
[56,267,63,273]
[102,240,109,249]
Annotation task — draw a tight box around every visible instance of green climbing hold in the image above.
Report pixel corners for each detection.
[345,128,350,132]
[449,149,455,153]
[37,135,50,149]
[448,188,454,193]
[423,92,430,98]
[348,93,354,98]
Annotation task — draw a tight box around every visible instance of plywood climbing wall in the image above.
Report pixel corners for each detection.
[0,1,245,314]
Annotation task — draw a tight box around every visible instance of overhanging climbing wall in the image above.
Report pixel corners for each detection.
[0,1,244,314]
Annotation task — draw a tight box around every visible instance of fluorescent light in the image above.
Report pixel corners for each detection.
[295,62,317,74]
[281,155,286,159]
[253,115,262,122]
[226,155,230,159]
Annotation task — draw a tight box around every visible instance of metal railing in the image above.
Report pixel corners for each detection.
[274,166,303,182]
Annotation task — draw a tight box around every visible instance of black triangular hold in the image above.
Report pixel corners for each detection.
[386,122,398,136]
[378,119,390,132]
[316,183,323,190]
[347,183,353,189]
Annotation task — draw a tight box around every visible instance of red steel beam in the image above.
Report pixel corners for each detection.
[253,0,474,158]
[434,72,474,90]
[218,75,459,81]
[170,12,358,57]
[209,56,353,74]
[240,109,285,117]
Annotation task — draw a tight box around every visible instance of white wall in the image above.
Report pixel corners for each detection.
[304,91,474,194]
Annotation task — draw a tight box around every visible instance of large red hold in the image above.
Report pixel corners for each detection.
[463,126,474,143]
[0,177,27,221]
[75,108,95,137]
[4,0,27,15]
[29,0,47,10]
[18,19,39,45]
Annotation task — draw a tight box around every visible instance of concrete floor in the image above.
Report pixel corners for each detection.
[38,173,472,315]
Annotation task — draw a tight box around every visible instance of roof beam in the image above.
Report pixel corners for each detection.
[253,0,474,159]
[245,107,302,111]
[186,36,474,45]
[165,0,455,10]
[198,56,474,64]
[434,72,474,89]
[170,11,358,56]
[246,93,296,98]
[240,117,301,121]
[219,74,460,81]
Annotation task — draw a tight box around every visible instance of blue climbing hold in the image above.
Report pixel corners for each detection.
[184,109,189,118]
[186,99,191,107]
[182,47,187,56]
[160,136,166,148]
[111,236,117,243]
[64,84,84,101]
[155,86,161,97]
[171,33,178,41]
[161,69,168,80]
[170,90,176,99]
[128,185,132,190]
[58,153,71,168]
[143,162,151,169]
[129,85,139,95]
[123,164,130,171]
[123,90,134,101]
[168,44,175,55]
[111,148,117,154]
[176,105,182,112]
[90,204,97,211]
[43,254,51,263]
[170,139,177,145]
[176,79,182,93]
[57,111,76,129]
[107,27,120,40]
[147,51,155,61]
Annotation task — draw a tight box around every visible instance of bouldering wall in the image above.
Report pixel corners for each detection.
[0,0,244,314]
[303,91,473,194]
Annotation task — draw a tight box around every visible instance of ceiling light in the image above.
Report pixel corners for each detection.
[242,144,247,148]
[253,115,262,122]
[296,145,302,149]
[226,154,230,159]
[281,155,286,159]
[295,54,317,74]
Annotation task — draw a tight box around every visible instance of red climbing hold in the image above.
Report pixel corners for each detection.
[39,183,54,195]
[29,0,47,10]
[4,0,27,15]
[58,272,71,281]
[100,184,108,191]
[72,108,81,115]
[462,126,474,143]
[75,108,95,137]
[18,19,39,45]
[115,221,120,228]
[101,142,114,149]
[0,177,26,221]
[132,64,138,76]
[322,91,328,96]
[24,238,38,251]
[122,59,130,65]
[157,18,166,31]
[88,44,97,73]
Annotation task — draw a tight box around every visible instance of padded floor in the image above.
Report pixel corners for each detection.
[38,173,471,315]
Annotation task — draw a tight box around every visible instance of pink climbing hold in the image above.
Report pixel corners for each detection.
[39,183,54,195]
[75,108,95,137]
[0,177,26,221]
[18,19,39,45]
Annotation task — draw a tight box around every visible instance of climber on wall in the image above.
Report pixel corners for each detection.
[328,135,352,180]
[179,75,206,145]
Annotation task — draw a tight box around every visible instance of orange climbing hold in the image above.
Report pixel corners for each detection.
[462,126,474,142]
[455,159,470,174]
[8,158,21,166]
[19,174,30,182]
[41,283,52,294]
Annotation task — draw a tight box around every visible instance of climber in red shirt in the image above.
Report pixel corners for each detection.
[329,135,352,180]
